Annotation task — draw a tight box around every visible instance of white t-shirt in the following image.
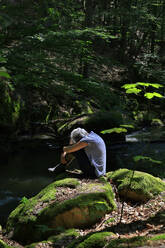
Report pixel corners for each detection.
[80,131,106,177]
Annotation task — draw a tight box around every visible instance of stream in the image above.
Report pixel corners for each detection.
[0,127,165,226]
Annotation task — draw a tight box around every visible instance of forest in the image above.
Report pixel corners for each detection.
[0,0,165,248]
[1,0,165,141]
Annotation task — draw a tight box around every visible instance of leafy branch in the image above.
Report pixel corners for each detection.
[122,82,164,99]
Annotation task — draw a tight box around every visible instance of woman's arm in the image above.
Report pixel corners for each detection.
[63,141,88,154]
[61,141,88,164]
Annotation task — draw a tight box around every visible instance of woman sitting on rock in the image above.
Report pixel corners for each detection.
[61,127,106,178]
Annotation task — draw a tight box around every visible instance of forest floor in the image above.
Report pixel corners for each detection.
[1,178,165,248]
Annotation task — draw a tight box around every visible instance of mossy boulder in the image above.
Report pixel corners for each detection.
[106,233,165,248]
[26,231,115,248]
[107,169,165,202]
[0,239,15,248]
[25,229,80,248]
[6,176,116,244]
[67,231,115,248]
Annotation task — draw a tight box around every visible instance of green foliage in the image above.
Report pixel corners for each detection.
[20,196,29,204]
[101,127,127,134]
[120,124,134,129]
[0,0,165,133]
[0,239,14,248]
[133,155,162,164]
[144,92,163,99]
[0,70,11,79]
[106,236,147,248]
[122,82,164,98]
[73,232,112,248]
[150,233,165,241]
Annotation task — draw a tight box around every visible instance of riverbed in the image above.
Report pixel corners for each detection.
[0,127,165,226]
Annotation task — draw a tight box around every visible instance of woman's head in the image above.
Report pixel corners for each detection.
[70,127,88,143]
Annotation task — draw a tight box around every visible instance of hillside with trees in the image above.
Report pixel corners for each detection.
[0,0,165,143]
[0,1,165,247]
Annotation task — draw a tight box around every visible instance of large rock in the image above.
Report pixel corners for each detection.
[25,228,80,248]
[107,169,165,202]
[6,175,116,244]
[0,239,15,248]
[25,231,116,248]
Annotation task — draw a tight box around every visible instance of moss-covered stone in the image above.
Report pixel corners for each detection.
[6,177,116,245]
[25,229,80,248]
[107,169,165,202]
[67,231,115,248]
[25,241,49,248]
[0,240,15,248]
[105,233,165,248]
[106,236,148,248]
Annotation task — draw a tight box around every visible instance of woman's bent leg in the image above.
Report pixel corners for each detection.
[73,149,96,178]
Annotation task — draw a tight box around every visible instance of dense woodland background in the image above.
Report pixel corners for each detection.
[1,0,165,143]
[0,3,165,247]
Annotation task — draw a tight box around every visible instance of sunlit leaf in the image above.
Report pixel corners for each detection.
[0,57,6,63]
[0,71,11,78]
[144,92,163,99]
[20,196,29,204]
[126,88,142,94]
[122,83,137,89]
[120,124,134,129]
[148,83,163,88]
[137,82,150,87]
[101,128,127,134]
[137,83,163,89]
[133,155,162,164]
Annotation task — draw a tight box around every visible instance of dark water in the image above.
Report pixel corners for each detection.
[0,143,62,226]
[0,127,165,226]
[109,127,165,177]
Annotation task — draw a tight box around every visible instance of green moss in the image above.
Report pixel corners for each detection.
[107,169,165,200]
[40,192,114,222]
[7,177,116,244]
[99,176,108,184]
[69,232,114,248]
[40,182,116,222]
[106,236,148,248]
[150,233,165,241]
[12,99,21,124]
[54,178,80,188]
[48,228,80,242]
[25,229,80,248]
[105,217,115,224]
[25,241,48,248]
[8,197,38,223]
[104,234,165,248]
[7,178,80,229]
[36,178,80,203]
[0,240,15,248]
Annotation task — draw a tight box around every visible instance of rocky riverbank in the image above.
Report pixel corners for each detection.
[0,169,165,247]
